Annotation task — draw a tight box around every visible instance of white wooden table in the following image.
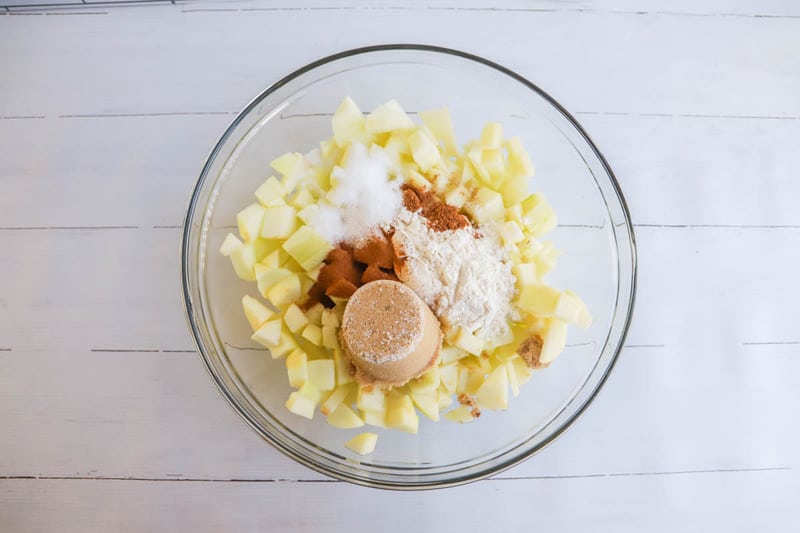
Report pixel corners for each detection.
[2,0,799,530]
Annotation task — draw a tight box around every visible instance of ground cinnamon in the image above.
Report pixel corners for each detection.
[401,184,471,232]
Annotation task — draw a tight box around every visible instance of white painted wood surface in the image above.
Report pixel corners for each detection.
[1,1,799,531]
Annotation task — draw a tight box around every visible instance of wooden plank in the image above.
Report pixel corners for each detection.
[0,3,798,117]
[2,473,798,532]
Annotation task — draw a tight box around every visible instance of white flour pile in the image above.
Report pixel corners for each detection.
[309,143,402,245]
[391,209,517,342]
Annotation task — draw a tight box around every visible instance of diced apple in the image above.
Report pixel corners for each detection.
[242,294,274,331]
[496,220,524,246]
[256,267,291,300]
[513,263,537,287]
[540,319,568,364]
[271,331,298,359]
[285,391,315,419]
[476,365,509,411]
[409,128,442,172]
[479,122,503,150]
[419,108,457,154]
[236,203,266,242]
[453,328,485,356]
[321,309,339,327]
[319,383,355,416]
[304,303,324,325]
[345,432,377,455]
[286,349,308,388]
[254,176,286,207]
[306,359,335,391]
[332,97,365,146]
[444,184,470,209]
[267,273,301,307]
[464,187,505,224]
[362,409,386,429]
[282,225,333,271]
[333,349,354,385]
[301,323,323,347]
[410,390,440,421]
[270,152,305,188]
[219,233,243,256]
[386,394,419,434]
[440,345,467,365]
[250,319,283,348]
[444,405,476,423]
[356,387,386,413]
[322,325,340,350]
[506,137,535,180]
[283,303,309,333]
[517,284,561,317]
[327,404,365,430]
[408,366,440,394]
[439,363,459,393]
[259,205,298,239]
[365,99,413,133]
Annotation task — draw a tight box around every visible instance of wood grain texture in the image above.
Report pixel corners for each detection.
[0,0,798,531]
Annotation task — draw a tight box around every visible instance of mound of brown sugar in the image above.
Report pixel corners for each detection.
[401,184,471,232]
[305,232,399,309]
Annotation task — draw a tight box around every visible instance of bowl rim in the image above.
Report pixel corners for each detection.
[181,43,638,490]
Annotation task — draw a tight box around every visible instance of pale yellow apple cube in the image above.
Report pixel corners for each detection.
[251,319,283,348]
[506,137,535,180]
[267,273,301,307]
[254,177,286,207]
[345,432,377,455]
[260,205,298,239]
[453,328,485,356]
[356,387,386,413]
[319,383,355,416]
[322,326,340,350]
[540,318,568,364]
[476,365,509,411]
[409,128,442,172]
[439,363,459,393]
[517,284,561,317]
[333,349,354,385]
[513,263,537,287]
[444,405,476,423]
[236,203,266,242]
[285,391,315,420]
[242,294,274,331]
[419,108,457,154]
[286,349,308,388]
[283,303,309,333]
[386,394,419,434]
[282,225,333,271]
[365,99,414,133]
[363,409,387,428]
[464,187,505,223]
[410,390,440,421]
[479,122,503,150]
[332,97,365,146]
[307,359,335,391]
[301,323,323,347]
[219,233,243,256]
[328,404,365,430]
[321,308,339,327]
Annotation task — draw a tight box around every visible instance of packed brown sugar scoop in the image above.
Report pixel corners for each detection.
[301,184,470,387]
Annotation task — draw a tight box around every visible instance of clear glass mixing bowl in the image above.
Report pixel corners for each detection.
[181,45,636,489]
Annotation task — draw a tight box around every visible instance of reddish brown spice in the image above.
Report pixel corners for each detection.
[400,184,471,232]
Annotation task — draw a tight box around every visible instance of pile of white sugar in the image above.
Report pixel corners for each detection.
[309,143,402,245]
[391,209,518,343]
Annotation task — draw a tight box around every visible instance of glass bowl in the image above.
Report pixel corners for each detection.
[181,45,636,489]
